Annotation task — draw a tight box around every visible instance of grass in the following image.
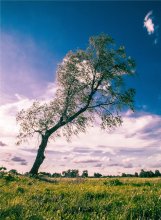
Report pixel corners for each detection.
[0,175,161,220]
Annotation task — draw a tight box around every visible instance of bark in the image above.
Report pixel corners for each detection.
[29,135,49,175]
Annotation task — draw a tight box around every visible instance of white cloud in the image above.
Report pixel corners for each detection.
[0,96,34,143]
[144,11,153,22]
[143,10,159,44]
[41,82,58,100]
[144,11,154,35]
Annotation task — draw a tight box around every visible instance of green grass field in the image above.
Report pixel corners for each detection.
[0,175,161,220]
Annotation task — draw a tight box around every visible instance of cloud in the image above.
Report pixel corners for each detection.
[0,97,34,138]
[151,162,161,168]
[42,82,58,100]
[0,84,58,140]
[143,11,159,44]
[11,156,26,162]
[94,163,102,167]
[123,163,133,168]
[0,32,57,105]
[144,11,154,35]
[1,99,161,175]
[72,147,93,153]
[73,157,101,164]
[21,147,69,156]
[0,141,7,146]
[20,161,28,166]
[108,163,121,167]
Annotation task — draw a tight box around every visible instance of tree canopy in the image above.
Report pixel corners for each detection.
[17,34,135,143]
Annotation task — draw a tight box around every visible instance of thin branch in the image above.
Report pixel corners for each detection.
[87,101,115,109]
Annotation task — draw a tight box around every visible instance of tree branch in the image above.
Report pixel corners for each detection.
[87,101,115,109]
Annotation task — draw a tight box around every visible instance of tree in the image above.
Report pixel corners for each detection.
[82,170,88,178]
[0,166,7,171]
[9,169,19,175]
[94,172,102,178]
[134,172,139,177]
[139,169,147,177]
[62,169,79,178]
[121,173,127,177]
[0,166,7,178]
[16,34,135,175]
[139,169,155,178]
[154,170,161,177]
[52,172,62,178]
[39,172,52,177]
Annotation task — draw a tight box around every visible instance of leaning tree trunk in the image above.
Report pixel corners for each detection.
[29,135,49,175]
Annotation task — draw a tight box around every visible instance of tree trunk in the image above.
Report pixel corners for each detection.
[29,135,49,175]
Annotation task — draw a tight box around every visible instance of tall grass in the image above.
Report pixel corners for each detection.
[0,176,161,219]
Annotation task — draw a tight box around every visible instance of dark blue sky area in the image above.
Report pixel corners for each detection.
[1,1,161,114]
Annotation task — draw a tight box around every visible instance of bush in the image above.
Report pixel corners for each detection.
[94,173,102,178]
[4,173,17,182]
[0,204,23,219]
[9,169,19,175]
[17,187,25,193]
[104,179,123,186]
[0,166,7,171]
[0,167,7,178]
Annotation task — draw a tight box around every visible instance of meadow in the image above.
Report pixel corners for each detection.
[0,175,161,220]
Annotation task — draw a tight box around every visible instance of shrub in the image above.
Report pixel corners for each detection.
[94,173,102,178]
[9,169,19,175]
[0,166,7,171]
[104,179,123,186]
[4,173,17,182]
[17,187,25,193]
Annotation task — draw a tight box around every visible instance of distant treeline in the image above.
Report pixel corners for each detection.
[1,167,161,178]
[39,169,161,178]
[121,169,161,178]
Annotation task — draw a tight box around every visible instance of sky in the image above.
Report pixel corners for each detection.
[0,1,161,175]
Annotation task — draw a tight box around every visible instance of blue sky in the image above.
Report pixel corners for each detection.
[0,1,161,175]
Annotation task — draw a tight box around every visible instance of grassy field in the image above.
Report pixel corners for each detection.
[0,175,161,220]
